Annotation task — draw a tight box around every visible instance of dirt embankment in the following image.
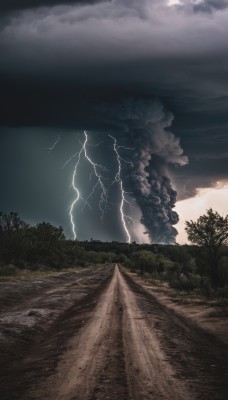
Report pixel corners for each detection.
[0,264,227,400]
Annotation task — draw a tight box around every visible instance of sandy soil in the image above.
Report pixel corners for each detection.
[0,264,227,400]
[129,273,228,346]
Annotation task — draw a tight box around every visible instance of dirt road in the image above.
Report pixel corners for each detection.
[0,264,227,400]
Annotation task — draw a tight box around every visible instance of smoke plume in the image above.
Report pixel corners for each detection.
[106,98,188,243]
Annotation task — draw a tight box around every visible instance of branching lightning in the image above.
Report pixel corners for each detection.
[68,131,109,239]
[47,135,61,153]
[61,152,78,170]
[63,131,135,242]
[109,135,135,244]
[83,131,109,219]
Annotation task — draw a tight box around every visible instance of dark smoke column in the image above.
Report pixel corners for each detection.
[131,161,179,243]
[109,98,188,244]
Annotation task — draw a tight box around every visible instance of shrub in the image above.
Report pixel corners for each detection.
[217,285,228,299]
[131,250,159,274]
[200,276,212,297]
[169,273,201,291]
[0,264,17,276]
[218,257,228,286]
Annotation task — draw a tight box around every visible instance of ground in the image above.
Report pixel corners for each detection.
[0,264,227,400]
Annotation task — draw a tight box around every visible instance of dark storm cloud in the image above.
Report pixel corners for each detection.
[0,2,227,119]
[0,0,102,15]
[0,0,227,108]
[189,0,228,14]
[0,0,227,241]
[0,1,227,134]
[171,114,228,199]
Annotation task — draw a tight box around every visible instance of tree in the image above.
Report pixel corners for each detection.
[27,223,66,266]
[132,250,158,274]
[0,212,28,232]
[0,212,29,264]
[34,222,65,244]
[185,209,228,287]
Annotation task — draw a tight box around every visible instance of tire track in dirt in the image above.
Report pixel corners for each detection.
[35,266,193,400]
[1,264,227,400]
[36,265,128,400]
[122,269,228,400]
[0,266,114,400]
[0,266,109,313]
[91,281,128,400]
[119,268,192,400]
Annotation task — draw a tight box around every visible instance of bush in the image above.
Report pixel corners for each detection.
[216,285,228,299]
[144,271,164,282]
[123,259,134,270]
[169,273,201,291]
[200,276,212,297]
[131,250,159,274]
[218,257,228,286]
[0,264,17,276]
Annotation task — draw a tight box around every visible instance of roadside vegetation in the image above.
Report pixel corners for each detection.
[0,210,227,302]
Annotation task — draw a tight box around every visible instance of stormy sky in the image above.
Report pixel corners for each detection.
[0,0,227,243]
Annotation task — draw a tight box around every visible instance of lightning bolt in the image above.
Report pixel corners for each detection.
[69,146,84,240]
[47,135,61,153]
[83,131,109,220]
[61,152,78,170]
[109,135,134,244]
[68,131,109,240]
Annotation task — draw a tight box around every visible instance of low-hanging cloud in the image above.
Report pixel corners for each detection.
[1,0,227,114]
[1,0,228,63]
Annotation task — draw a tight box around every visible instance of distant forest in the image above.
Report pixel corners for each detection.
[0,211,228,299]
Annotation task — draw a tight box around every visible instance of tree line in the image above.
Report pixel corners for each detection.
[0,212,104,270]
[0,209,227,297]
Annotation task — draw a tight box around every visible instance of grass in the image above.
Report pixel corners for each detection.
[0,265,78,281]
[129,268,228,307]
[215,298,228,307]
